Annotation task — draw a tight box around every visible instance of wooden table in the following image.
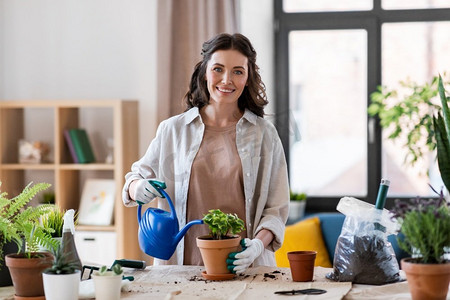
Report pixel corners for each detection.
[0,265,421,299]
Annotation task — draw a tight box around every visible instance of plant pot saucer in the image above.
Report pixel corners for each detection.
[201,270,235,281]
[14,295,45,300]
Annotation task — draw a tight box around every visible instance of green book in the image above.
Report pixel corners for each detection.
[68,129,96,163]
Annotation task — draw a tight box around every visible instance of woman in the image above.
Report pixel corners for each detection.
[122,33,289,273]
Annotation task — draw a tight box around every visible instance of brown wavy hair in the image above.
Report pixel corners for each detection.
[183,33,268,117]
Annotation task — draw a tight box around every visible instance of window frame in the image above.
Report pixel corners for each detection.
[274,0,450,212]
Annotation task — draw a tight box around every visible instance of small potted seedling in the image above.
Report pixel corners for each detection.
[289,191,307,221]
[196,209,245,280]
[92,264,123,300]
[42,245,81,300]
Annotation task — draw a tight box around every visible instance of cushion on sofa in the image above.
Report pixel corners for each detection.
[275,217,332,268]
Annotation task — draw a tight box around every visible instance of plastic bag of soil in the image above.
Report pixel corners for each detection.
[326,197,401,285]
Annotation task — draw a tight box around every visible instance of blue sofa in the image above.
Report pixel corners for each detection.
[312,212,408,265]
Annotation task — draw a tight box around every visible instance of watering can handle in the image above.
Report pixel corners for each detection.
[149,180,167,196]
[135,179,166,206]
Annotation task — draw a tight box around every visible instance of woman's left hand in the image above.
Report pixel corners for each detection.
[226,238,264,274]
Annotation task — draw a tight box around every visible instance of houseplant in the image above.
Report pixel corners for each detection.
[433,75,450,193]
[196,209,245,280]
[42,244,80,300]
[2,182,59,299]
[390,186,450,300]
[92,264,123,300]
[368,75,449,167]
[41,205,65,240]
[288,191,307,221]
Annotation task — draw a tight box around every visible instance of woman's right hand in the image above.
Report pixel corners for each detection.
[130,179,163,205]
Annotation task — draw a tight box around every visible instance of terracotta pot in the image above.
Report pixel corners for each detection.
[196,235,240,275]
[288,250,317,282]
[5,252,53,299]
[401,258,450,300]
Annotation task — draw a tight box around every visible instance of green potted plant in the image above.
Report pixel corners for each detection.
[288,191,307,221]
[2,182,59,299]
[42,244,81,300]
[390,186,450,300]
[196,209,245,280]
[92,264,123,300]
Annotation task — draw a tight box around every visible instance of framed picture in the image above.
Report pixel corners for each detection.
[78,179,116,226]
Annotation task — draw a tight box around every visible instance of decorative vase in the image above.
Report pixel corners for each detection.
[92,272,122,300]
[5,252,53,299]
[43,270,80,300]
[288,250,317,282]
[401,258,450,300]
[196,235,240,279]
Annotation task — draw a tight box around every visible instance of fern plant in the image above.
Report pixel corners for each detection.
[433,75,450,192]
[0,182,58,263]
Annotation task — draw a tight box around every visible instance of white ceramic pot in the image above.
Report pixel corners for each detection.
[92,272,122,300]
[42,270,80,300]
[288,200,306,221]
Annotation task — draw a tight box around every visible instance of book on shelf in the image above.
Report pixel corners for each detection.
[64,128,96,163]
[64,130,79,163]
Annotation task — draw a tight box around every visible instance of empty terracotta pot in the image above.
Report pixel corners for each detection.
[288,250,317,282]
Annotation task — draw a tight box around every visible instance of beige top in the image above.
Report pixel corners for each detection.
[184,124,247,265]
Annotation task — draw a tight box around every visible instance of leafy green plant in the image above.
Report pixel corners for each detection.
[290,191,307,201]
[96,264,123,276]
[41,205,78,238]
[368,75,449,166]
[41,205,65,238]
[390,186,450,264]
[202,209,245,240]
[0,182,58,262]
[44,244,79,274]
[433,75,450,192]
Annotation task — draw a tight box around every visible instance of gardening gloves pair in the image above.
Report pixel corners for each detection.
[133,179,164,205]
[227,238,264,274]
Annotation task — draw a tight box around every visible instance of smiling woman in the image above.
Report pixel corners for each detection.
[122,33,290,274]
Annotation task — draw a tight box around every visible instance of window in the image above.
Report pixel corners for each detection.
[274,2,450,211]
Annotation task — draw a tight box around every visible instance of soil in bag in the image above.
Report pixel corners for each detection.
[326,232,400,285]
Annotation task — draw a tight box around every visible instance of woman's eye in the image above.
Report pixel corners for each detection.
[213,67,222,72]
[234,70,243,75]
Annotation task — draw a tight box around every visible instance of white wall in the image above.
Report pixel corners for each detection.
[0,0,273,157]
[1,0,158,156]
[239,0,274,116]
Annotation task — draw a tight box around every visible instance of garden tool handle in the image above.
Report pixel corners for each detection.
[375,179,390,210]
[112,259,146,269]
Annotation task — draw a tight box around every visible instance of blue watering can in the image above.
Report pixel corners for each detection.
[137,180,203,260]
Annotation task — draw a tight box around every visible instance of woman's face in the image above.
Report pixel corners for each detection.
[205,49,248,106]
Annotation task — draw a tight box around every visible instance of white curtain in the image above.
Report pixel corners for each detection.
[157,0,239,121]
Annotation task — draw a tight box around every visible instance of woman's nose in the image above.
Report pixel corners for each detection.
[221,72,232,84]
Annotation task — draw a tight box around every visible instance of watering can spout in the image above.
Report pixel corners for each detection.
[174,219,204,246]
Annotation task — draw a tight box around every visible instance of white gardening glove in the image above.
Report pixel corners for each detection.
[227,238,264,274]
[132,179,164,205]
